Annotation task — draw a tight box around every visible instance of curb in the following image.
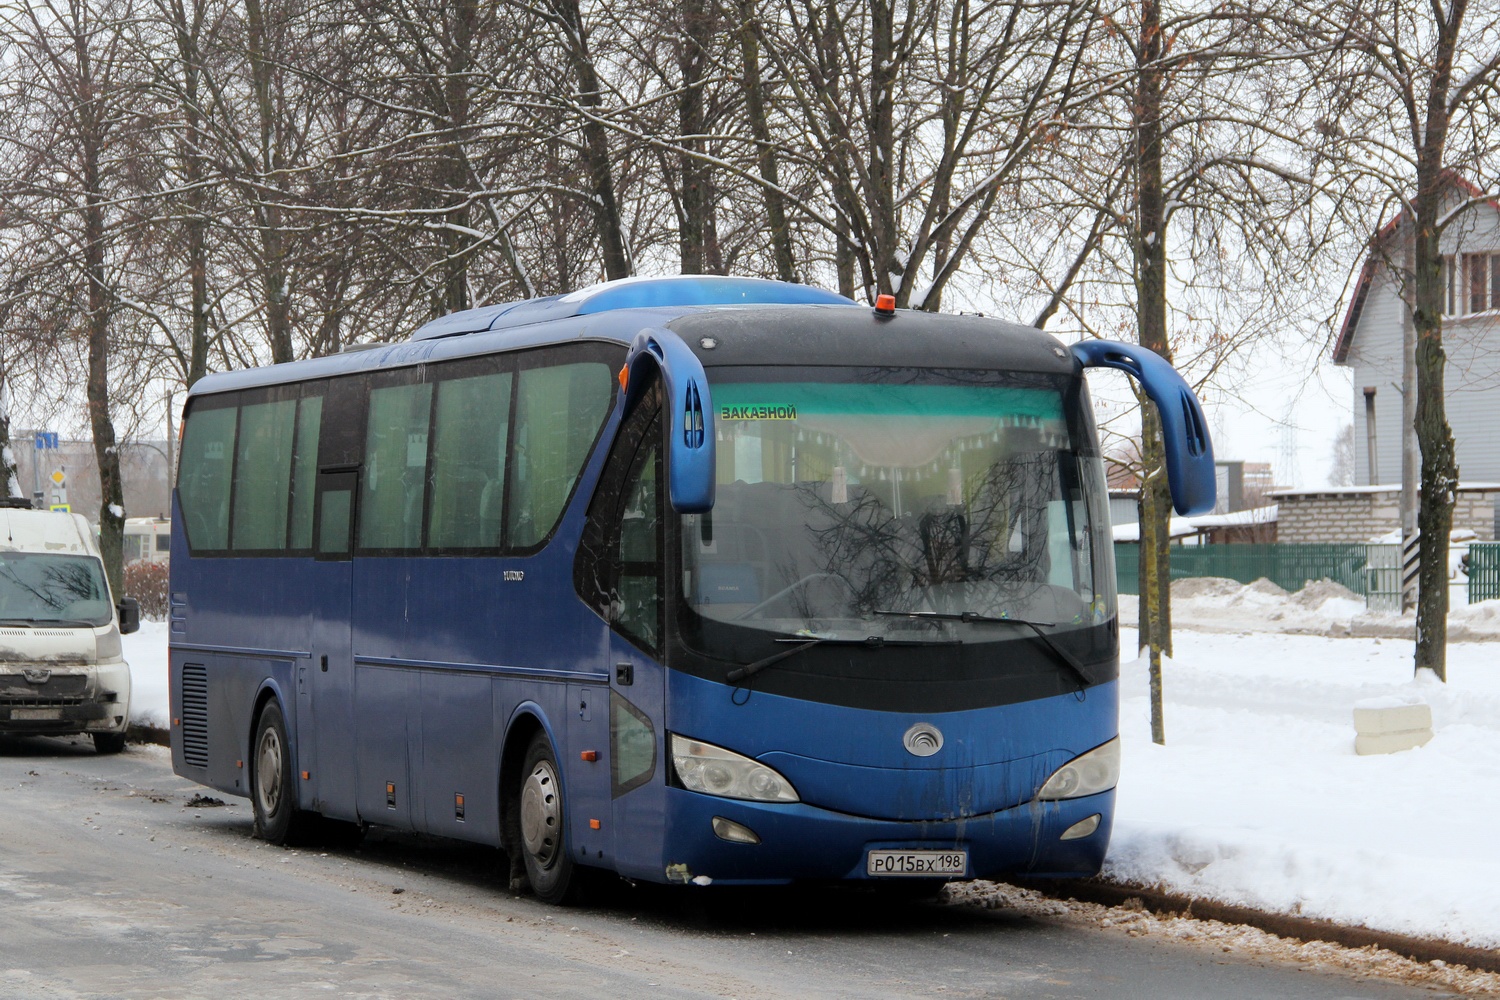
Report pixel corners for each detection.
[1010,877,1500,975]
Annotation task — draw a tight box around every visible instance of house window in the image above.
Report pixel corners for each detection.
[1443,254,1500,315]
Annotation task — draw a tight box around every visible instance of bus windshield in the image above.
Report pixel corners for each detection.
[0,552,112,627]
[681,375,1113,648]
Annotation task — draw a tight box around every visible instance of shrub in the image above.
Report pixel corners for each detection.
[124,560,170,620]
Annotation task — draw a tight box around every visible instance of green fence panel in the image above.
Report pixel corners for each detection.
[1113,543,1373,596]
[1469,542,1500,603]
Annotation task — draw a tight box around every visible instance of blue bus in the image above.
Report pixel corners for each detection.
[169,276,1212,903]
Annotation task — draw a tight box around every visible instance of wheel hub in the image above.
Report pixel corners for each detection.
[520,758,561,868]
[256,725,283,816]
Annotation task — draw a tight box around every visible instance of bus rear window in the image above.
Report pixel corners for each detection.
[178,406,237,550]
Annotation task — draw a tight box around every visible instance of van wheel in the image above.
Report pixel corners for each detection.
[92,732,127,755]
[251,700,314,845]
[517,731,580,905]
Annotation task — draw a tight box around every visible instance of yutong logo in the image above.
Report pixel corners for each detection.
[502,571,524,582]
[903,722,943,756]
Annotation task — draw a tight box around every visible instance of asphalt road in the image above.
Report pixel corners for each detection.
[0,737,1465,1000]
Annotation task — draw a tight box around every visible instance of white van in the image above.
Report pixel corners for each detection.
[0,502,140,753]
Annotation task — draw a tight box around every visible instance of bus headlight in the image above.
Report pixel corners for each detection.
[1037,737,1120,800]
[670,735,799,803]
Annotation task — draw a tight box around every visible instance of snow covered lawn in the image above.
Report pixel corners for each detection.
[119,591,1500,949]
[1110,619,1500,950]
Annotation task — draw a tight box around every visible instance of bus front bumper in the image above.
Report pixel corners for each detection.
[654,786,1114,886]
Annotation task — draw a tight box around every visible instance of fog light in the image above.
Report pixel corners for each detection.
[711,816,761,844]
[1060,813,1101,841]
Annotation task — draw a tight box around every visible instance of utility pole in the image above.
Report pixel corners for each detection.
[1401,236,1419,611]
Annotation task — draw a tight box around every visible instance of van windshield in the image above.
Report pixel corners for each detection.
[0,553,112,627]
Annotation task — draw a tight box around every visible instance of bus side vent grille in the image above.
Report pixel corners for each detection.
[180,663,209,768]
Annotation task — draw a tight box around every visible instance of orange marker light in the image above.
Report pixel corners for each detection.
[589,819,601,830]
[580,750,598,762]
[618,365,629,391]
[301,770,311,780]
[874,293,896,316]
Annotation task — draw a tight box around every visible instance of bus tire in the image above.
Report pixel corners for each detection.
[518,731,578,905]
[92,731,127,755]
[251,700,313,846]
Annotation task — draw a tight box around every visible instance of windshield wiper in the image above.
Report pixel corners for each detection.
[0,617,96,628]
[726,633,960,684]
[872,610,1095,688]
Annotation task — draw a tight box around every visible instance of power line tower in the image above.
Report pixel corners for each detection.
[1277,417,1301,489]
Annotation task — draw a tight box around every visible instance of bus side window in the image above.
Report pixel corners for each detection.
[360,381,432,551]
[508,360,612,549]
[315,471,357,559]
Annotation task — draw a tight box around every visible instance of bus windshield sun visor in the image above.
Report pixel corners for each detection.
[1071,340,1216,516]
[623,328,716,513]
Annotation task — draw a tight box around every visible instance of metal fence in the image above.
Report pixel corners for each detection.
[1363,544,1401,612]
[1113,543,1377,596]
[1113,540,1500,606]
[1470,542,1500,603]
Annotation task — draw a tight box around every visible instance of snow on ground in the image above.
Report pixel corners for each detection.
[122,620,169,730]
[1109,628,1500,950]
[120,585,1500,951]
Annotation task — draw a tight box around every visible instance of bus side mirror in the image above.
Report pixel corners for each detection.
[1072,340,1216,516]
[117,596,141,635]
[623,328,716,514]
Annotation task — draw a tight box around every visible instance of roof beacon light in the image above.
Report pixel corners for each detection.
[874,293,897,316]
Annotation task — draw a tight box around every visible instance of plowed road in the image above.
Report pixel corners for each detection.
[0,738,1456,999]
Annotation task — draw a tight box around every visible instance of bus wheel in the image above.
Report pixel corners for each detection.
[251,700,312,845]
[92,732,127,755]
[518,731,578,905]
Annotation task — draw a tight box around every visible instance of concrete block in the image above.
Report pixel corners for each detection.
[1356,730,1433,755]
[1353,702,1432,735]
[1353,699,1433,756]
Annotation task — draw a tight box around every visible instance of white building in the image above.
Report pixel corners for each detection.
[1332,176,1500,486]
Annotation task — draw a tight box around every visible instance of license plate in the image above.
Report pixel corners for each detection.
[10,708,62,720]
[866,849,967,878]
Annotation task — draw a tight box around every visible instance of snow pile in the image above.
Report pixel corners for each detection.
[1123,576,1500,640]
[1122,577,1376,636]
[1108,630,1500,950]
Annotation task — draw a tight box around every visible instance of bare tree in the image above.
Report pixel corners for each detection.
[0,0,156,597]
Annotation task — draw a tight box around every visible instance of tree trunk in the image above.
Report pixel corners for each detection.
[1135,0,1171,743]
[85,190,125,601]
[552,0,630,281]
[174,0,211,386]
[815,1,859,298]
[678,0,711,274]
[244,0,293,363]
[867,0,898,300]
[1407,2,1463,682]
[442,0,476,313]
[737,0,795,282]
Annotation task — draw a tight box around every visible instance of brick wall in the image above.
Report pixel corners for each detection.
[1275,489,1499,544]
